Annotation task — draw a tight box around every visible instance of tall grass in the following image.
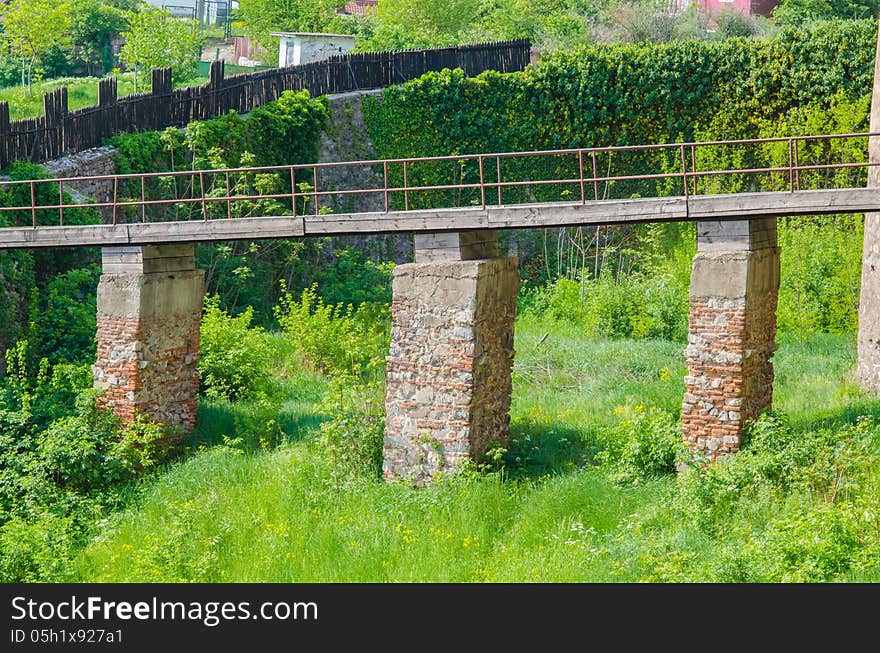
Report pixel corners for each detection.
[70,322,880,583]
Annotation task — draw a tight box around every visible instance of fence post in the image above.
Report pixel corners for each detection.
[209,60,225,116]
[98,77,118,107]
[44,87,68,158]
[151,67,172,128]
[0,102,9,169]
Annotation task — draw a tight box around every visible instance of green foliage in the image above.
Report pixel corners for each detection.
[37,267,100,364]
[777,216,862,335]
[2,0,73,92]
[273,279,389,482]
[247,91,330,166]
[365,21,876,161]
[315,247,394,306]
[237,0,347,51]
[68,0,130,75]
[521,272,688,341]
[198,296,274,401]
[317,375,385,484]
[0,163,100,366]
[274,282,388,378]
[364,0,483,50]
[119,8,204,89]
[110,91,332,322]
[0,343,175,581]
[595,404,683,483]
[772,0,880,26]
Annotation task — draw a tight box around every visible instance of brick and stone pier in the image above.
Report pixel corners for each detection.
[383,231,519,483]
[92,244,204,436]
[682,219,780,460]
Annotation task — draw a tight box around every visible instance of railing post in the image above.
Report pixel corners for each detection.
[313,166,319,215]
[591,151,599,201]
[788,138,794,192]
[140,176,147,223]
[680,144,689,199]
[112,177,118,225]
[496,156,502,205]
[578,150,585,204]
[30,181,36,228]
[289,168,296,218]
[478,155,486,208]
[403,161,409,211]
[199,171,207,221]
[383,161,389,213]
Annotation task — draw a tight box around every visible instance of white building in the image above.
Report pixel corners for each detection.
[271,32,357,68]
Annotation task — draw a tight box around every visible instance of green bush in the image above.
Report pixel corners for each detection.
[198,296,274,401]
[274,282,389,379]
[318,375,385,485]
[595,404,683,483]
[522,271,689,341]
[676,413,879,535]
[0,345,174,581]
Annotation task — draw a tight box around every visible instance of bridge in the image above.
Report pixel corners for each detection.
[3,130,880,483]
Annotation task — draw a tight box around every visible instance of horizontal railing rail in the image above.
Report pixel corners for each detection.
[0,131,876,230]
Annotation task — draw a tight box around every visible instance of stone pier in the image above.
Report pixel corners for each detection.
[858,21,880,391]
[682,219,780,460]
[92,245,204,436]
[383,231,519,484]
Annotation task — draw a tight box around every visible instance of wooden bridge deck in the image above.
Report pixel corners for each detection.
[1,189,878,250]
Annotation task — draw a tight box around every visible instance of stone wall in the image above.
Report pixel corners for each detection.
[383,257,518,483]
[93,246,204,436]
[42,146,117,220]
[317,90,413,264]
[682,221,780,460]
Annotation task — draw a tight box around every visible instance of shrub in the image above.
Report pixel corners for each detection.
[676,413,880,535]
[198,296,273,401]
[318,375,385,485]
[522,271,689,341]
[595,404,683,483]
[274,282,388,379]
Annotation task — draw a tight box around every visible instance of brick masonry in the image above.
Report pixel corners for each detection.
[383,257,519,483]
[682,221,780,460]
[92,246,204,436]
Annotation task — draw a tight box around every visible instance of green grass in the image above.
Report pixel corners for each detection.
[69,323,880,583]
[0,73,210,121]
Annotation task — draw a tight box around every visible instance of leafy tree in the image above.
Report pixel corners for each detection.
[1,0,72,93]
[237,0,347,50]
[364,0,483,49]
[772,0,880,25]
[119,8,204,92]
[68,0,130,76]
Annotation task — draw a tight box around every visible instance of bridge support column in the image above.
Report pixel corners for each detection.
[383,231,518,484]
[682,219,779,460]
[92,245,204,436]
[858,24,880,390]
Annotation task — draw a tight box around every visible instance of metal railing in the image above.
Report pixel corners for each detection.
[0,131,877,229]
